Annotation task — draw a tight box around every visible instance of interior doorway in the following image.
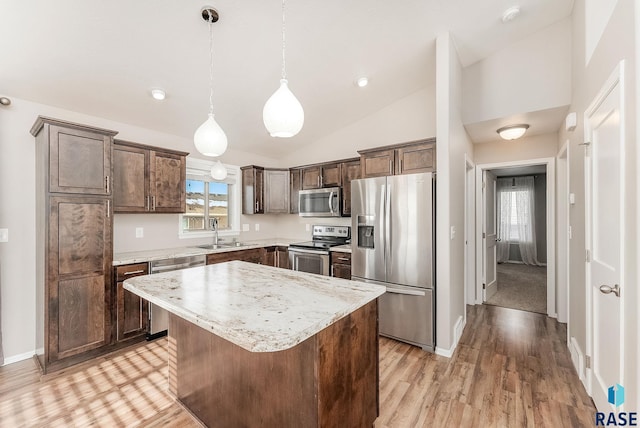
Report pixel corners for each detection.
[475,158,557,317]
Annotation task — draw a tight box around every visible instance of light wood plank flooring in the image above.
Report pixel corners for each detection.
[0,305,595,427]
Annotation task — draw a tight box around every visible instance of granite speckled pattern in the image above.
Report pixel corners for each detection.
[113,238,299,266]
[123,261,385,353]
[329,244,352,253]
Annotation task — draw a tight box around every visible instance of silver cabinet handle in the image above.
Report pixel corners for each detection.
[317,175,320,187]
[124,269,145,276]
[152,195,156,211]
[337,257,350,262]
[105,176,110,193]
[400,159,403,172]
[146,195,150,211]
[256,200,259,212]
[320,175,323,187]
[599,284,620,297]
[389,159,392,174]
[106,200,110,218]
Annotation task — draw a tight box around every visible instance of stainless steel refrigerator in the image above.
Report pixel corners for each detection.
[351,172,435,351]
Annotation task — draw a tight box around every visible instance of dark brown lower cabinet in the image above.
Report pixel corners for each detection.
[331,251,352,280]
[115,263,149,341]
[207,248,266,265]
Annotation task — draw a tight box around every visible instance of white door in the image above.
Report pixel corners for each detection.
[585,62,625,411]
[483,171,498,301]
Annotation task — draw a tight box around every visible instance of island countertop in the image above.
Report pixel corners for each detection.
[123,261,385,353]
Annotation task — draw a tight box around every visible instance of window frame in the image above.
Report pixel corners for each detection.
[178,158,241,239]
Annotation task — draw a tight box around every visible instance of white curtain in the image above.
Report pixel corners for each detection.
[496,176,541,265]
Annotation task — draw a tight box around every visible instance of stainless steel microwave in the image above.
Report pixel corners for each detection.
[298,187,341,217]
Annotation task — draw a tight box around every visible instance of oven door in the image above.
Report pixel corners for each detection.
[299,187,341,217]
[288,248,330,276]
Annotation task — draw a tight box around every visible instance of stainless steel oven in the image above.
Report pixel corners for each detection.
[289,225,350,276]
[298,187,341,217]
[288,248,330,276]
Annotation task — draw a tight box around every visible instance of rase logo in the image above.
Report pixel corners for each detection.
[595,384,638,426]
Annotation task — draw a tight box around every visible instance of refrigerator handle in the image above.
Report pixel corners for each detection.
[386,286,427,297]
[385,181,391,275]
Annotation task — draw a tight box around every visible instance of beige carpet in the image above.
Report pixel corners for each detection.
[485,263,547,314]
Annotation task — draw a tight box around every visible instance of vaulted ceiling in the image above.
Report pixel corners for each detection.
[1,0,573,158]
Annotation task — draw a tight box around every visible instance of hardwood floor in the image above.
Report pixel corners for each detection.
[0,305,595,427]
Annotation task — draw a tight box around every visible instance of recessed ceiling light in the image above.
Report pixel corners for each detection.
[150,88,166,100]
[356,77,369,88]
[501,6,521,23]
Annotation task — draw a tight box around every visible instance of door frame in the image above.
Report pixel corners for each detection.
[464,155,476,310]
[557,141,570,325]
[475,157,557,317]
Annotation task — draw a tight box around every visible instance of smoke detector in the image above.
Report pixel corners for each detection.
[502,6,521,23]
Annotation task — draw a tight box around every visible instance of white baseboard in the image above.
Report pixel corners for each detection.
[570,336,586,386]
[2,350,35,366]
[435,316,465,359]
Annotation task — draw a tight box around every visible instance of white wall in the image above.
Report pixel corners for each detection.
[473,133,559,164]
[566,0,638,410]
[435,33,473,355]
[462,18,572,125]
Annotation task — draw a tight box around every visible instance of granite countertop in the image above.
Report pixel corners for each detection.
[123,261,385,353]
[329,244,352,253]
[113,238,300,266]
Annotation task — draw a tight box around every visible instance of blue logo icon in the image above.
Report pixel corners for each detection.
[608,384,625,407]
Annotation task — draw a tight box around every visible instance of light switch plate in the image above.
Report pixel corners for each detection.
[254,224,260,232]
[569,193,576,204]
[450,226,456,240]
[135,227,144,238]
[305,224,310,232]
[242,224,249,232]
[0,228,8,242]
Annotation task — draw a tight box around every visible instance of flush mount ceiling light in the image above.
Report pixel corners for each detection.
[210,160,228,180]
[502,6,521,23]
[193,7,228,157]
[150,88,166,100]
[356,77,369,88]
[497,124,529,140]
[262,0,304,138]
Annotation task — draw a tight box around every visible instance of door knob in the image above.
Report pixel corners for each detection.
[599,284,620,297]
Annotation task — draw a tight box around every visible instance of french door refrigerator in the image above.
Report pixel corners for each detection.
[351,172,435,351]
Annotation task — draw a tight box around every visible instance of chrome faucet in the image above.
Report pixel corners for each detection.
[212,218,219,246]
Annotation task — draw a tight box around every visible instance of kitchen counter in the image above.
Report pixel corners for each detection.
[330,244,352,253]
[113,238,299,266]
[123,260,384,352]
[124,261,383,427]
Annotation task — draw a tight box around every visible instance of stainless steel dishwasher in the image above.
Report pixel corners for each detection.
[147,255,206,339]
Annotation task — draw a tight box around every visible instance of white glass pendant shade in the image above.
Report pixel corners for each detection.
[210,160,228,180]
[263,79,304,138]
[194,113,228,157]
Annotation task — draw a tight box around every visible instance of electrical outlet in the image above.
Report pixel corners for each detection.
[254,224,260,232]
[242,224,249,232]
[0,228,8,242]
[568,226,572,239]
[135,227,144,238]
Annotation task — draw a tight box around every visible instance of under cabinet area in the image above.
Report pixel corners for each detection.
[113,140,187,213]
[114,263,149,342]
[331,251,352,279]
[359,138,436,178]
[207,248,265,265]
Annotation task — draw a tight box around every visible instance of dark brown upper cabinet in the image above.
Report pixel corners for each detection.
[242,166,265,214]
[31,117,116,196]
[340,159,361,217]
[290,169,302,214]
[301,162,342,189]
[113,140,187,213]
[358,138,436,178]
[242,166,290,214]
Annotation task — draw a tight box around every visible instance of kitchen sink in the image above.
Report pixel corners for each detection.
[195,242,245,250]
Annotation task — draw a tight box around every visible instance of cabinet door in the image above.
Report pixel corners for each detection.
[332,264,352,280]
[340,160,361,217]
[321,163,341,187]
[115,263,149,341]
[242,167,264,214]
[48,196,112,361]
[150,151,186,213]
[396,142,436,174]
[360,150,395,178]
[49,125,112,195]
[265,170,289,213]
[290,169,301,214]
[113,145,150,212]
[302,166,321,189]
[240,248,266,264]
[276,247,290,269]
[263,247,277,266]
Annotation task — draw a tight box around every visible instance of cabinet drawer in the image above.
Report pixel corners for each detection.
[116,263,149,281]
[331,252,352,265]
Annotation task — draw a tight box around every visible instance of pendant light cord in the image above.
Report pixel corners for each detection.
[281,0,287,80]
[208,10,215,116]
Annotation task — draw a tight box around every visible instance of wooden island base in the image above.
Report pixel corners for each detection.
[167,301,378,428]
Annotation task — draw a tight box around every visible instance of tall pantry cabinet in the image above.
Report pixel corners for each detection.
[31,117,118,373]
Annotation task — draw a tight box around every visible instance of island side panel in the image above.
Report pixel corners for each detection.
[168,314,318,428]
[317,300,379,427]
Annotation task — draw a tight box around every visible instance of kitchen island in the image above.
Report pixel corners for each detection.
[123,261,385,428]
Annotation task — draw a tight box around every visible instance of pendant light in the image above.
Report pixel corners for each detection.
[194,8,228,157]
[210,160,228,180]
[263,0,304,138]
